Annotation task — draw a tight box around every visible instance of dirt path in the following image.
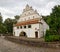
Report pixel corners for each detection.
[0,37,60,52]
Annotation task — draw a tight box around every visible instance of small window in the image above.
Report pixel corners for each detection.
[33,16,34,18]
[29,12,30,14]
[14,32,15,35]
[25,18,26,21]
[17,26,19,29]
[24,25,26,28]
[29,17,30,19]
[25,14,26,16]
[20,26,22,29]
[28,25,31,28]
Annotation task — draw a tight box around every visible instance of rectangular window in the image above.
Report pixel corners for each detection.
[28,25,31,28]
[14,32,15,35]
[29,17,30,19]
[20,26,22,29]
[33,16,34,18]
[24,25,26,28]
[25,18,26,21]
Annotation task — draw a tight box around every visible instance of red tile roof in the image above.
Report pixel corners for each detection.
[14,18,42,26]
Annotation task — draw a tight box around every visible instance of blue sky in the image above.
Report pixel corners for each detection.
[0,0,60,21]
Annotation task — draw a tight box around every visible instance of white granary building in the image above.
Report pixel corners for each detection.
[13,4,49,38]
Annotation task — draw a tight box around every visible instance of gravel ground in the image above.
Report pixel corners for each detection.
[0,37,60,52]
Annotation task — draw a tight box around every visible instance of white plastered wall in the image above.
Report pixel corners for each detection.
[13,23,45,38]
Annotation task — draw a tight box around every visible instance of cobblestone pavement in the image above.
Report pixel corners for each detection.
[0,37,60,52]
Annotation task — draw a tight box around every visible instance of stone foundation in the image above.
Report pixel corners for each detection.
[4,36,60,49]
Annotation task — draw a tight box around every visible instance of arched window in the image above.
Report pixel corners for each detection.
[24,25,26,28]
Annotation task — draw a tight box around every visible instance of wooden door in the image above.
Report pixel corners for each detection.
[35,31,38,38]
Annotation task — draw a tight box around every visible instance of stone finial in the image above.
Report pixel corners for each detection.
[26,4,29,8]
[23,4,33,12]
[30,6,32,9]
[35,10,39,14]
[25,4,30,11]
[23,4,29,12]
[35,10,37,13]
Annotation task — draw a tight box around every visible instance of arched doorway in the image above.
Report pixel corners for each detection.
[35,31,38,38]
[19,31,27,37]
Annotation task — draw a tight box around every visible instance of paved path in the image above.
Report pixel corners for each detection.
[0,37,60,52]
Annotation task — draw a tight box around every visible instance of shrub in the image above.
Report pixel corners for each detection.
[45,30,60,42]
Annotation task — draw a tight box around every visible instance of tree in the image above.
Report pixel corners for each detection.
[14,15,20,21]
[50,5,60,34]
[0,24,7,34]
[0,14,3,24]
[0,13,7,34]
[4,18,13,33]
[12,19,17,24]
[44,5,60,35]
[44,5,60,42]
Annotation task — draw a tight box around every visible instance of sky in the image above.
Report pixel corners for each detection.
[0,0,60,21]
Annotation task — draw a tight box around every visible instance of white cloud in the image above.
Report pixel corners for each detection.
[0,0,60,21]
[0,7,15,21]
[0,7,15,14]
[2,14,14,21]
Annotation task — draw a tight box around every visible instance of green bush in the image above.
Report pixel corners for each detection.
[45,30,60,42]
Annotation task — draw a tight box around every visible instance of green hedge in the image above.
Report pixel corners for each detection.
[45,35,60,42]
[45,30,60,42]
